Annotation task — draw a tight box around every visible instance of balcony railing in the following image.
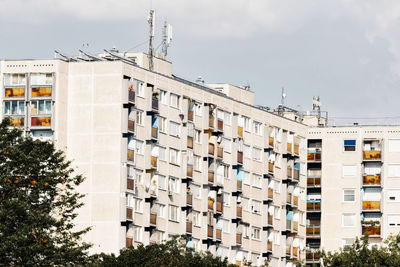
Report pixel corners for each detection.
[127,178,135,190]
[186,193,193,206]
[128,120,135,132]
[293,221,298,232]
[216,229,222,240]
[286,219,292,231]
[152,97,159,111]
[307,201,321,212]
[151,127,158,139]
[237,206,242,218]
[363,151,381,161]
[293,168,300,180]
[268,162,274,174]
[186,221,193,233]
[150,156,157,168]
[187,136,193,149]
[236,233,242,245]
[217,146,223,159]
[362,224,381,237]
[306,225,320,237]
[8,117,24,127]
[209,117,214,129]
[267,214,273,225]
[216,199,223,213]
[363,175,380,186]
[127,149,135,162]
[307,176,321,187]
[306,250,320,262]
[207,225,213,238]
[293,196,298,207]
[126,237,133,247]
[128,90,135,102]
[217,119,223,131]
[126,207,133,220]
[287,143,292,154]
[287,166,293,178]
[188,110,194,121]
[208,197,214,211]
[294,144,299,156]
[307,150,322,161]
[268,188,273,199]
[286,245,291,257]
[150,213,157,226]
[287,193,292,205]
[363,201,381,211]
[187,165,193,177]
[269,137,274,147]
[292,247,299,259]
[237,151,243,164]
[267,240,272,251]
[208,171,214,183]
[237,179,243,191]
[208,143,215,156]
[238,126,243,138]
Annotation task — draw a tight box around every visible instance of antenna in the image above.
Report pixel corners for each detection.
[280,87,286,106]
[147,10,156,71]
[162,21,173,57]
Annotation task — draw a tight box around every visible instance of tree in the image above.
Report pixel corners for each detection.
[0,118,91,265]
[319,233,400,267]
[93,235,235,267]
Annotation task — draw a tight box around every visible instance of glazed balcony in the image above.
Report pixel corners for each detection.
[187,136,193,149]
[150,213,157,226]
[307,149,322,161]
[207,225,214,238]
[217,146,223,159]
[186,221,193,233]
[217,119,223,131]
[127,149,135,162]
[188,110,194,121]
[237,151,243,164]
[269,137,274,147]
[268,162,274,174]
[363,151,381,161]
[126,207,133,221]
[268,188,273,200]
[267,240,272,252]
[287,166,293,179]
[287,143,292,154]
[363,175,380,186]
[362,201,381,211]
[294,144,299,156]
[237,205,242,218]
[127,178,135,190]
[186,193,193,206]
[236,233,242,245]
[306,250,320,262]
[128,90,135,103]
[306,225,320,237]
[208,171,215,184]
[126,237,133,247]
[216,229,222,240]
[128,120,135,133]
[208,143,215,156]
[187,165,193,178]
[208,197,215,211]
[238,126,243,138]
[307,176,321,187]
[362,223,381,237]
[307,200,321,212]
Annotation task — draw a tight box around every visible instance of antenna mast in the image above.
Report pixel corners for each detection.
[148,10,155,71]
[162,21,173,57]
[280,87,286,106]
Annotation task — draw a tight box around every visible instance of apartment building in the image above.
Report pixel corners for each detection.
[0,53,308,267]
[304,126,400,266]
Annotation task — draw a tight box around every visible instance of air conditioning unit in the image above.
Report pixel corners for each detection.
[217,135,222,144]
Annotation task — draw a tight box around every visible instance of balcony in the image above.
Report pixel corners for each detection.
[293,168,300,181]
[187,165,193,178]
[216,198,223,213]
[286,219,292,231]
[286,193,292,205]
[187,136,193,149]
[238,126,243,138]
[269,137,274,147]
[293,221,298,233]
[151,127,158,139]
[237,179,243,192]
[237,151,243,164]
[127,178,135,190]
[208,197,214,211]
[268,162,274,174]
[287,143,292,154]
[307,200,321,212]
[287,166,293,179]
[237,206,242,218]
[286,245,291,257]
[209,117,214,129]
[307,149,321,161]
[362,201,381,211]
[293,196,298,208]
[186,221,193,233]
[151,97,159,112]
[188,110,194,121]
[208,143,215,156]
[126,207,133,220]
[267,214,273,226]
[128,90,135,103]
[292,247,299,259]
[126,237,133,248]
[236,233,242,245]
[362,223,381,237]
[267,240,272,252]
[186,193,193,206]
[268,188,273,200]
[217,146,223,159]
[307,176,321,187]
[208,171,214,184]
[294,144,299,156]
[363,151,381,161]
[306,250,320,262]
[150,213,157,226]
[306,225,321,237]
[207,225,213,238]
[127,149,135,162]
[128,120,135,133]
[217,119,223,131]
[216,229,222,240]
[363,175,380,186]
[150,156,158,168]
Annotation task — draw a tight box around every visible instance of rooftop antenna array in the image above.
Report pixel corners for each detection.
[148,10,156,71]
[162,21,173,57]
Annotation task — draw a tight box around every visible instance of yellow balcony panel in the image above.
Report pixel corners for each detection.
[127,149,134,162]
[31,116,51,127]
[363,201,380,211]
[362,225,381,237]
[5,87,25,98]
[238,126,243,137]
[363,151,381,160]
[8,117,24,127]
[269,137,274,147]
[31,86,52,97]
[287,143,292,153]
[363,175,380,186]
[294,144,299,155]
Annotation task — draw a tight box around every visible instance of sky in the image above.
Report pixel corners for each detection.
[1,0,400,122]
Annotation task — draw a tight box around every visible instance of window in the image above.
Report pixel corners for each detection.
[135,140,143,154]
[170,93,180,108]
[388,190,400,202]
[135,169,143,184]
[273,231,280,245]
[243,116,250,131]
[223,138,231,153]
[194,155,202,171]
[193,211,201,227]
[159,90,167,104]
[343,189,355,202]
[252,200,261,214]
[252,174,262,188]
[224,111,231,125]
[133,226,143,242]
[137,81,144,97]
[388,164,400,177]
[31,130,52,141]
[243,144,251,158]
[253,121,262,135]
[224,165,229,179]
[217,218,230,233]
[243,171,250,185]
[344,140,356,151]
[159,147,166,161]
[31,100,51,115]
[169,121,180,137]
[158,175,167,190]
[134,198,143,213]
[243,225,249,238]
[274,206,280,219]
[342,165,357,177]
[342,214,356,227]
[169,148,180,165]
[193,238,201,251]
[4,73,26,86]
[388,215,400,227]
[223,192,230,206]
[389,139,400,152]
[252,227,261,240]
[136,110,144,125]
[4,100,25,115]
[31,73,53,85]
[169,205,179,222]
[168,177,180,193]
[194,130,201,143]
[191,183,201,199]
[274,181,280,193]
[159,117,167,133]
[242,197,249,211]
[253,147,262,161]
[159,204,165,218]
[194,102,202,116]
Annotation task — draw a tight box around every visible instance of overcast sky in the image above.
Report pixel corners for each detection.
[1,0,399,121]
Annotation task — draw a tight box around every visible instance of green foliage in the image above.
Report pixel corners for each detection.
[0,118,91,265]
[320,233,400,267]
[92,235,235,267]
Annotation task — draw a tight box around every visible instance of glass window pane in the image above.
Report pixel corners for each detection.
[31,101,38,115]
[45,101,51,114]
[39,100,45,114]
[4,102,10,114]
[11,101,17,114]
[18,101,25,114]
